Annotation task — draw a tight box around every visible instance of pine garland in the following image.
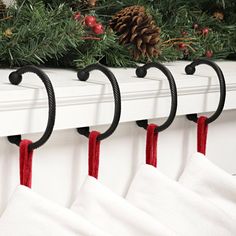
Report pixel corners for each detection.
[0,0,235,69]
[0,2,84,66]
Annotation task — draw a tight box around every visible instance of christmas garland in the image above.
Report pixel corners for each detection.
[0,0,235,69]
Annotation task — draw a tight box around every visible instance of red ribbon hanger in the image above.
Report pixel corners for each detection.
[146,124,158,168]
[19,140,34,188]
[88,131,101,179]
[197,116,208,155]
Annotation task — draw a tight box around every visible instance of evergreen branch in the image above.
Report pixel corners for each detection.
[0,0,235,68]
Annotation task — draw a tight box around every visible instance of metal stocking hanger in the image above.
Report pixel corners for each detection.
[135,62,178,133]
[7,65,56,151]
[185,59,226,123]
[77,63,121,141]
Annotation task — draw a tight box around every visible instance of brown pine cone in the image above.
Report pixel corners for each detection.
[70,0,97,9]
[110,5,161,60]
[213,11,224,21]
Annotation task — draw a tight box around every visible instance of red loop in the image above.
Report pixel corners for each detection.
[197,116,208,155]
[146,124,158,167]
[88,131,101,179]
[19,140,34,188]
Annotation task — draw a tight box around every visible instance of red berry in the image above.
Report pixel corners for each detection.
[202,27,209,35]
[192,23,199,29]
[74,12,81,21]
[205,50,213,58]
[178,43,186,50]
[85,15,97,27]
[181,31,188,36]
[92,23,104,34]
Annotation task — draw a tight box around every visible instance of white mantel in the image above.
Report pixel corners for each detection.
[1,61,236,136]
[0,61,236,214]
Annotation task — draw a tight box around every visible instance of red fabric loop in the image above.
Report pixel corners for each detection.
[19,140,34,188]
[197,116,208,155]
[146,124,158,167]
[88,131,101,179]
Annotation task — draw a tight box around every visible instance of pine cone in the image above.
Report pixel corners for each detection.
[110,5,160,60]
[213,11,224,21]
[70,0,97,10]
[0,0,6,19]
[86,0,97,7]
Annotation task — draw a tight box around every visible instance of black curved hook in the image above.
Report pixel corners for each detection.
[7,65,56,151]
[77,64,121,141]
[185,59,226,124]
[135,62,178,133]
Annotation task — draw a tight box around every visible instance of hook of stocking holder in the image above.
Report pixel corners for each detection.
[185,59,226,124]
[76,63,121,141]
[7,65,56,151]
[135,62,178,133]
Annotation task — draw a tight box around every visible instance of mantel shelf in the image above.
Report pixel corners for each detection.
[1,61,236,136]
